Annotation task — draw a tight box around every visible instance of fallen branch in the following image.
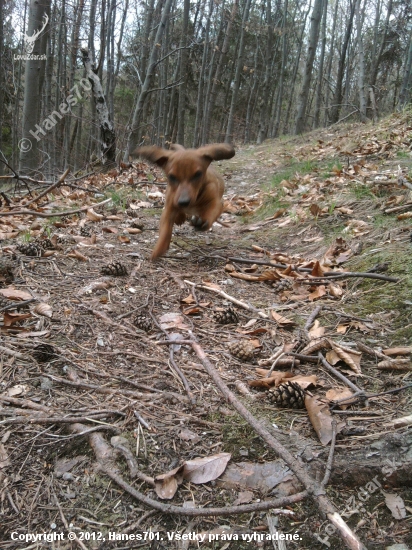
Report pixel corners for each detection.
[0,197,111,218]
[187,333,367,550]
[226,257,399,282]
[318,353,364,394]
[184,279,269,319]
[23,168,70,207]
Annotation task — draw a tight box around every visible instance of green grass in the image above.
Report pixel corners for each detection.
[349,182,376,200]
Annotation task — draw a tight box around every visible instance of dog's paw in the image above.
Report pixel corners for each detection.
[190,216,209,231]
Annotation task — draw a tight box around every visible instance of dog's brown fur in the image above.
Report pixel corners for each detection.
[135,143,235,260]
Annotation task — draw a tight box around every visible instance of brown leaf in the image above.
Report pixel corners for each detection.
[125,228,142,234]
[233,491,254,505]
[329,341,362,374]
[249,371,293,388]
[154,465,184,500]
[68,250,89,262]
[270,311,295,326]
[33,302,53,318]
[0,288,32,301]
[102,226,118,233]
[183,452,231,484]
[325,388,354,409]
[309,285,327,301]
[310,203,322,217]
[3,311,32,327]
[305,395,344,445]
[0,443,11,469]
[178,429,200,443]
[86,208,104,221]
[308,320,325,339]
[311,261,325,277]
[384,493,406,519]
[159,312,189,331]
[117,235,131,243]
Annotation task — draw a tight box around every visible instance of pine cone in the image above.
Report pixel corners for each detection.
[0,258,15,283]
[80,226,92,237]
[213,307,239,325]
[134,314,152,332]
[272,279,293,292]
[268,381,305,409]
[126,208,139,218]
[34,237,54,250]
[33,344,56,363]
[101,261,128,276]
[16,242,43,257]
[228,340,255,362]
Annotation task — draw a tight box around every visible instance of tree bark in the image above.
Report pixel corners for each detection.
[355,0,367,121]
[295,0,323,134]
[125,0,173,157]
[19,0,51,174]
[177,0,190,144]
[225,0,252,143]
[81,47,116,168]
[313,0,327,128]
[329,0,356,124]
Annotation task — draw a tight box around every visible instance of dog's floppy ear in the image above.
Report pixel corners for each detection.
[170,143,185,151]
[198,143,235,162]
[134,146,171,168]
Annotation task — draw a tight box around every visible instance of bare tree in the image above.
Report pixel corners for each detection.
[19,0,51,174]
[295,0,323,134]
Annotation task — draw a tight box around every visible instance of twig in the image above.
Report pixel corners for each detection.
[53,488,88,550]
[23,168,70,207]
[304,305,323,339]
[169,346,196,405]
[318,353,364,394]
[0,345,28,359]
[188,332,367,550]
[321,419,337,489]
[184,279,269,319]
[0,197,111,218]
[226,257,398,282]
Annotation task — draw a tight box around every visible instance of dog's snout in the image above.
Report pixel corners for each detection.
[177,195,191,207]
[177,197,190,206]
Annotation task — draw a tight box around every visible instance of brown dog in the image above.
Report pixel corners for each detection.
[135,143,235,260]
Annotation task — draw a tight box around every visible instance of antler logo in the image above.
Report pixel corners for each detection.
[24,14,49,54]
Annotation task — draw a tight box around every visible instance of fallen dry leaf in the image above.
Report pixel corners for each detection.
[0,288,32,301]
[383,493,406,519]
[270,311,295,327]
[309,285,327,301]
[154,465,184,500]
[325,388,354,409]
[3,311,32,327]
[183,452,231,484]
[305,395,345,445]
[86,208,104,222]
[33,302,53,318]
[309,320,325,339]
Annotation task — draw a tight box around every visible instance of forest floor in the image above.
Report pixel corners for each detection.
[0,111,411,550]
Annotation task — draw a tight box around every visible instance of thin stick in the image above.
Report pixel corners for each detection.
[318,353,364,394]
[184,279,269,319]
[226,257,398,282]
[23,168,70,207]
[321,419,337,489]
[0,197,111,218]
[188,332,367,550]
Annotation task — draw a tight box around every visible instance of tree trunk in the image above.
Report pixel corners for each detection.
[323,0,338,126]
[355,0,367,121]
[225,0,252,143]
[398,28,412,108]
[329,0,356,124]
[369,0,393,92]
[294,0,323,134]
[81,48,116,168]
[177,0,190,144]
[256,0,274,144]
[313,0,327,128]
[272,0,288,138]
[125,0,173,158]
[283,0,311,134]
[19,0,51,174]
[193,0,214,147]
[202,0,239,144]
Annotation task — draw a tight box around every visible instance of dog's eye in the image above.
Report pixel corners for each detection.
[192,171,202,181]
[168,174,179,184]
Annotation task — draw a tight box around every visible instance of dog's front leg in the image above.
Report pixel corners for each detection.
[192,198,224,231]
[151,205,177,260]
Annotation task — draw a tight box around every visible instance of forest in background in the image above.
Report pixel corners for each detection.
[0,0,411,176]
